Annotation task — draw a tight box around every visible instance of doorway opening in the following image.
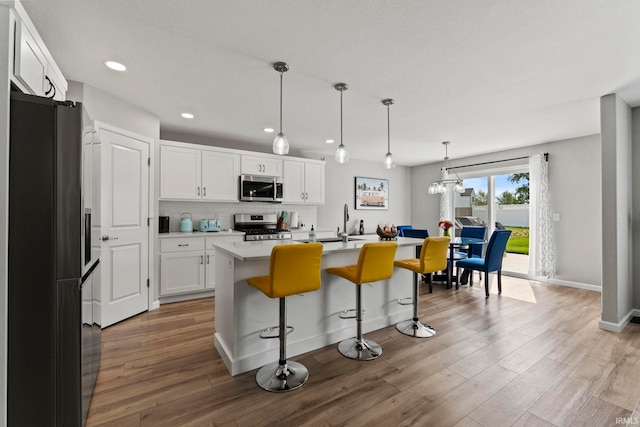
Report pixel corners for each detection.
[455,168,530,277]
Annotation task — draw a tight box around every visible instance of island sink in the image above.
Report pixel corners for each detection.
[297,237,364,244]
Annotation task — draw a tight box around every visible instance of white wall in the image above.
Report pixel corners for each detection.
[633,107,640,310]
[600,94,633,326]
[68,82,159,140]
[317,157,412,235]
[411,134,602,287]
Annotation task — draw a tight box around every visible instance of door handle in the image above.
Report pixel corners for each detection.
[203,187,206,196]
[101,235,118,241]
[206,254,210,264]
[200,255,204,264]
[197,186,201,196]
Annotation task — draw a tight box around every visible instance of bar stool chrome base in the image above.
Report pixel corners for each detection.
[396,318,436,338]
[255,360,309,392]
[338,337,382,360]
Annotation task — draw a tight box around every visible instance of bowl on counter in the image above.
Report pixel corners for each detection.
[376,229,398,240]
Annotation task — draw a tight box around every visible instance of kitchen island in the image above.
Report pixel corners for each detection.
[213,236,424,375]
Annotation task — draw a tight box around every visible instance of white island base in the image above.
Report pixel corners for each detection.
[213,237,421,376]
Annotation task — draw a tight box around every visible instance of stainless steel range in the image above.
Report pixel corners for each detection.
[234,213,292,241]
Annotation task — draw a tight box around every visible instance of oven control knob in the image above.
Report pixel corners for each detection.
[268,235,275,239]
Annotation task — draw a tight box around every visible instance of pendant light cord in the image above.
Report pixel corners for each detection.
[340,89,343,147]
[387,103,391,153]
[279,71,283,133]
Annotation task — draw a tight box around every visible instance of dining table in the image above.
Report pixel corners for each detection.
[435,237,487,289]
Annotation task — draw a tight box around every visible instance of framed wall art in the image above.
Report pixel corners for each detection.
[355,176,389,210]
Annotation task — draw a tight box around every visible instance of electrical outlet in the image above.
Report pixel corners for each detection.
[553,213,560,221]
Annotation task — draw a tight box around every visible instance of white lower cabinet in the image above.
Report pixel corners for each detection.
[160,235,243,297]
[161,251,206,295]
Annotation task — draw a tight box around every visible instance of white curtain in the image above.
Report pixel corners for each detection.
[528,153,555,277]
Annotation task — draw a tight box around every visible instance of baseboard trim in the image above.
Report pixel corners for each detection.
[599,309,640,333]
[547,278,601,293]
[504,272,601,293]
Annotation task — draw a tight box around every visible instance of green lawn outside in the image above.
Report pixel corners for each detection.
[505,226,529,255]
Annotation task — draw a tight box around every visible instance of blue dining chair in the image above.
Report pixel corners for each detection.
[460,226,487,258]
[401,228,428,239]
[396,225,413,237]
[457,226,487,284]
[455,229,512,297]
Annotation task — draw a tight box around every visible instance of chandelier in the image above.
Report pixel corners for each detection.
[428,141,465,194]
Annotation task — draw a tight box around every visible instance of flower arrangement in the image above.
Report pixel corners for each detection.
[438,220,453,237]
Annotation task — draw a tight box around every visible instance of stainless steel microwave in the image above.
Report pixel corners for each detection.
[239,175,284,202]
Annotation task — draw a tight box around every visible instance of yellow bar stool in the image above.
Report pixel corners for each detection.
[327,241,398,360]
[394,237,449,338]
[247,242,324,392]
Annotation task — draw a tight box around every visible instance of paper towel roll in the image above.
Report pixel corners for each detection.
[289,211,299,229]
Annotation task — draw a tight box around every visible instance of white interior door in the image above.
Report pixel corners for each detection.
[100,126,150,327]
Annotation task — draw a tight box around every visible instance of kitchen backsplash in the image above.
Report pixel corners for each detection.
[158,201,317,233]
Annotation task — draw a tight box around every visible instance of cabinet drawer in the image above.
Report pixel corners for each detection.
[160,238,205,252]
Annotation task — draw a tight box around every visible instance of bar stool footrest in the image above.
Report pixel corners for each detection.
[396,297,413,306]
[259,325,294,339]
[338,337,382,360]
[395,319,436,338]
[255,360,309,392]
[338,308,364,319]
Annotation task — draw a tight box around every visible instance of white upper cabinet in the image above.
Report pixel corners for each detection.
[160,145,202,200]
[10,5,67,100]
[201,150,239,201]
[241,154,282,177]
[303,161,325,204]
[13,17,46,96]
[283,159,325,204]
[160,143,239,202]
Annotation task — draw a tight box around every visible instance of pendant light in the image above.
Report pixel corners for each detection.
[334,83,350,164]
[428,141,465,194]
[382,98,395,169]
[272,62,290,155]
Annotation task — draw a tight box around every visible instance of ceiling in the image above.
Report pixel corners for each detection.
[21,0,640,166]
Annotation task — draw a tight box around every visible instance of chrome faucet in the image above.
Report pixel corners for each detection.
[342,203,349,242]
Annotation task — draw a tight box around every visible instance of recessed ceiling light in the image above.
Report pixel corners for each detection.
[325,139,335,144]
[104,61,126,71]
[263,128,275,133]
[181,113,194,119]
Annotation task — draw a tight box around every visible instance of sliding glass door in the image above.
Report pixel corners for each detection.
[456,167,530,277]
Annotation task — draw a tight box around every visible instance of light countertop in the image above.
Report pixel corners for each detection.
[213,235,423,261]
[158,230,245,239]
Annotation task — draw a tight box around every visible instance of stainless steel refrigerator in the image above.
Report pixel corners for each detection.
[8,90,100,426]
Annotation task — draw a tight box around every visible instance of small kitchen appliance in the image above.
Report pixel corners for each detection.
[239,175,284,203]
[199,219,221,232]
[159,216,170,233]
[180,213,193,232]
[234,213,292,241]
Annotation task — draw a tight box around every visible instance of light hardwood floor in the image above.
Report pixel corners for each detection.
[87,276,640,427]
